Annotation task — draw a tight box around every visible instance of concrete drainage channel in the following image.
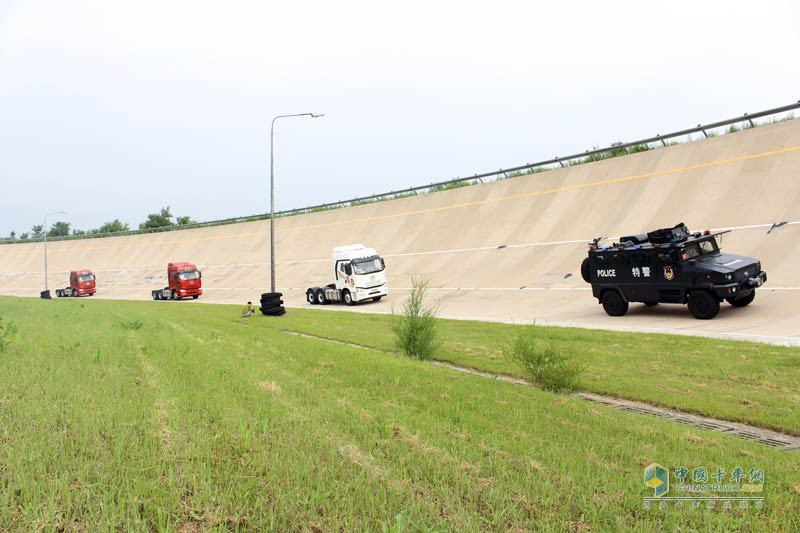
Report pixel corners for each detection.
[281,330,800,452]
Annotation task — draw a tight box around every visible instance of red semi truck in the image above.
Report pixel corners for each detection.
[55,269,96,297]
[151,262,202,300]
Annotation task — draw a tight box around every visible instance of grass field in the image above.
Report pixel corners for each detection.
[0,296,798,531]
[259,307,800,436]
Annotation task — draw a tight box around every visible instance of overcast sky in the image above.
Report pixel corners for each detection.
[1,0,798,236]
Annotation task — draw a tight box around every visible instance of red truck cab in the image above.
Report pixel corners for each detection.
[167,262,202,300]
[56,269,96,297]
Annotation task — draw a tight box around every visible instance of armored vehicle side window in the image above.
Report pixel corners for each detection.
[682,244,701,260]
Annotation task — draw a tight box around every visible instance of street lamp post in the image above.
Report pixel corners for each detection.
[42,210,67,298]
[268,113,324,294]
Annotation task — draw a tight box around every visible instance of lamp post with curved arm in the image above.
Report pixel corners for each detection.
[42,210,67,298]
[268,113,324,294]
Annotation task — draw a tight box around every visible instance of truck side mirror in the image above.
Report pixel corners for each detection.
[199,271,202,278]
[380,258,385,269]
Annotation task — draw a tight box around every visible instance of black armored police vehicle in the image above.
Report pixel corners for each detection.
[580,223,767,319]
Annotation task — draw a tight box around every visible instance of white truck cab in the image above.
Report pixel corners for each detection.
[307,244,388,305]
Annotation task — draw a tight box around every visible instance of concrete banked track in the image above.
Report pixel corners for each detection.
[2,120,799,345]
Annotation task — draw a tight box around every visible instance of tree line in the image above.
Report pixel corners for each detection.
[5,207,196,241]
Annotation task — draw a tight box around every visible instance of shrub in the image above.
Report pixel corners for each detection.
[392,277,439,359]
[0,318,18,352]
[506,327,582,391]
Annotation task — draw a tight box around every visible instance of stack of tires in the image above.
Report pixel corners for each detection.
[260,292,285,316]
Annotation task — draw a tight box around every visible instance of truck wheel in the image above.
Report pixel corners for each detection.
[316,290,327,305]
[580,258,591,283]
[343,290,354,306]
[152,290,159,300]
[372,296,382,302]
[192,295,199,299]
[727,291,755,308]
[171,290,178,300]
[601,290,628,316]
[688,291,720,319]
[644,302,658,307]
[307,290,317,304]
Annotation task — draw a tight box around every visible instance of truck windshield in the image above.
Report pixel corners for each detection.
[77,274,95,282]
[177,270,200,281]
[352,257,384,275]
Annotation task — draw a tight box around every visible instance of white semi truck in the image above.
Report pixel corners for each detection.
[306,244,388,305]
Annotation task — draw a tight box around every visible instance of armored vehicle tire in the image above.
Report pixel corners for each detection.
[727,291,755,308]
[307,290,317,304]
[688,291,720,320]
[580,258,591,283]
[372,296,382,302]
[343,290,354,306]
[316,290,327,305]
[601,290,628,316]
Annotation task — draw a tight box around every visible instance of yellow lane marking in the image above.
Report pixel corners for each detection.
[277,145,800,233]
[2,144,799,256]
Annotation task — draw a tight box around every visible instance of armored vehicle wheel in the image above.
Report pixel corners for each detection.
[688,291,720,320]
[316,290,327,305]
[601,290,628,316]
[726,291,755,308]
[307,290,317,304]
[343,290,354,306]
[580,258,591,283]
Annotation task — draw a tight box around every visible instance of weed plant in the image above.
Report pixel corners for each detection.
[392,277,440,359]
[506,326,582,391]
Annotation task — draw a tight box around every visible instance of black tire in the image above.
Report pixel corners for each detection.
[171,290,178,300]
[261,292,283,300]
[261,306,286,316]
[727,290,755,308]
[372,296,382,302]
[260,301,284,311]
[316,290,327,305]
[343,290,354,306]
[307,290,317,304]
[601,290,628,316]
[688,291,720,320]
[644,302,659,307]
[152,290,159,301]
[580,257,591,283]
[192,295,199,300]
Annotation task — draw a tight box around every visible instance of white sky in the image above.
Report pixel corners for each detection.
[1,0,798,236]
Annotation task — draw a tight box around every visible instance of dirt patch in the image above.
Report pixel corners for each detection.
[259,381,281,393]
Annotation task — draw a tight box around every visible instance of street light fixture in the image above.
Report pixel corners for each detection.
[268,113,324,294]
[42,210,67,298]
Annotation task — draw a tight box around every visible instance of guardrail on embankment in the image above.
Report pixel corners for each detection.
[3,101,798,246]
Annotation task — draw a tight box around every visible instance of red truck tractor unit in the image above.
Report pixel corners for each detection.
[151,262,202,300]
[55,270,97,297]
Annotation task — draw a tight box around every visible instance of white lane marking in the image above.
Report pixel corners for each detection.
[2,220,797,276]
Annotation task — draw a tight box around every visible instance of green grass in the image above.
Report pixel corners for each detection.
[265,308,800,436]
[0,296,798,531]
